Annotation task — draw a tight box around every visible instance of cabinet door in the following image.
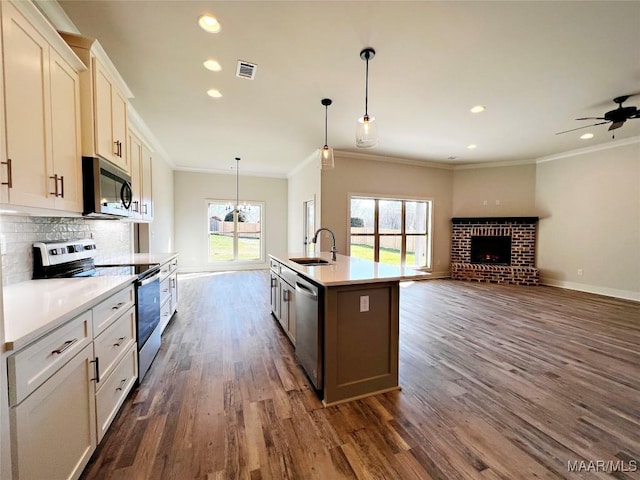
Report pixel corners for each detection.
[141,145,153,220]
[128,132,142,218]
[111,88,129,172]
[94,60,115,163]
[11,343,96,480]
[1,2,54,208]
[279,279,290,333]
[50,48,83,212]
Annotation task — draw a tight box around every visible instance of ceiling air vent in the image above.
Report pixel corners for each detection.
[236,60,257,80]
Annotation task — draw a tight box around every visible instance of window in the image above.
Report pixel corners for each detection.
[207,201,263,262]
[350,196,432,268]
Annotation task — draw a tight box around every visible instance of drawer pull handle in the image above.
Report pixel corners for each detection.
[111,302,125,310]
[116,378,127,391]
[51,338,78,355]
[91,357,100,383]
[113,336,126,347]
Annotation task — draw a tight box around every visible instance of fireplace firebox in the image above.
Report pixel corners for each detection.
[470,235,511,265]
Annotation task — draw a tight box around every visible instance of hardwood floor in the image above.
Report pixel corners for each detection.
[81,272,640,480]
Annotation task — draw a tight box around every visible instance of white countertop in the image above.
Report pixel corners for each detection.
[270,252,429,286]
[95,252,178,267]
[3,275,136,352]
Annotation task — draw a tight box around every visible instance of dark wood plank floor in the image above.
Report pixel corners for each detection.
[81,272,640,480]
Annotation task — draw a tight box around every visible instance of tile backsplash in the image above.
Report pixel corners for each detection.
[0,215,133,286]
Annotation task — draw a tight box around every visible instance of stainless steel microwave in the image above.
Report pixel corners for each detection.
[82,156,132,218]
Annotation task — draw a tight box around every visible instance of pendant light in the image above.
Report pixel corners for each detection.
[226,157,248,217]
[320,98,335,169]
[356,47,379,148]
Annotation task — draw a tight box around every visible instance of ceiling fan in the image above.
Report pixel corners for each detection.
[556,95,640,136]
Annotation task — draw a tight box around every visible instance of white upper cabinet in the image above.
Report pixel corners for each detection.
[59,31,133,174]
[0,1,84,212]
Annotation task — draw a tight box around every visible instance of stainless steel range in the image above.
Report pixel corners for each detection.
[33,239,162,382]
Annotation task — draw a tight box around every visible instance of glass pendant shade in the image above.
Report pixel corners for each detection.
[356,114,379,148]
[320,145,334,169]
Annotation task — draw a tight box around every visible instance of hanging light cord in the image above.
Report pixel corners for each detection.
[364,52,370,118]
[235,157,240,212]
[324,104,329,146]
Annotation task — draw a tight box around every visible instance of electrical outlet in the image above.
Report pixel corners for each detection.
[483,200,488,206]
[577,269,583,276]
[360,295,369,312]
[495,200,501,205]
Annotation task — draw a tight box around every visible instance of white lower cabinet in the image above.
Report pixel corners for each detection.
[159,257,178,334]
[10,343,96,480]
[7,284,138,479]
[95,345,137,442]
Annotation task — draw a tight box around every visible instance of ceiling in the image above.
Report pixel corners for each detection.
[52,1,640,176]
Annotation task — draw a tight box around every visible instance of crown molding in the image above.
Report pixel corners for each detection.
[536,135,640,164]
[287,151,320,178]
[175,166,287,179]
[33,0,79,34]
[127,105,175,168]
[453,157,537,170]
[334,150,455,170]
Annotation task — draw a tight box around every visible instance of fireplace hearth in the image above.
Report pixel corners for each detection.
[451,217,539,285]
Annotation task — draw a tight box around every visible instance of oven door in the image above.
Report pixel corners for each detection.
[136,269,161,347]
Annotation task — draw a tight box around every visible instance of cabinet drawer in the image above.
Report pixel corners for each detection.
[160,276,171,305]
[95,345,137,442]
[94,305,136,390]
[160,262,171,280]
[270,259,281,274]
[93,285,135,336]
[8,311,92,406]
[159,296,172,334]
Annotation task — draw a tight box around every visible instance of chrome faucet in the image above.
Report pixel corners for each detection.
[312,227,337,261]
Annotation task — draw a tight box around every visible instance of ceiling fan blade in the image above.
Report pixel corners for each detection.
[576,117,606,121]
[555,121,610,135]
[608,121,625,131]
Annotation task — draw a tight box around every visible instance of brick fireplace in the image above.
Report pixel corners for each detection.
[451,217,539,286]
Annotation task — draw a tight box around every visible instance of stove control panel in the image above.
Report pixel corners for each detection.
[34,239,97,266]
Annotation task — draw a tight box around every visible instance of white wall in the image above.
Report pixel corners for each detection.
[320,153,453,276]
[174,170,288,272]
[535,141,640,300]
[452,163,537,216]
[287,152,321,253]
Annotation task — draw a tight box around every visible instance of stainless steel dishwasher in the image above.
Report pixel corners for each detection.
[295,275,323,390]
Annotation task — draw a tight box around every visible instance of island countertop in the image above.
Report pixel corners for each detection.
[269,252,429,287]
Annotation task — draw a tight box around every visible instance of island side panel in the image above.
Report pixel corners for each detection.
[323,281,400,405]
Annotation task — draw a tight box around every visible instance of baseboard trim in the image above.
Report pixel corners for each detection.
[541,278,640,302]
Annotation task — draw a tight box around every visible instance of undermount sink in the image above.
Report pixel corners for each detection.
[289,257,330,266]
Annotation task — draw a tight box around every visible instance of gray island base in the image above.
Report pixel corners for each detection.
[269,252,427,406]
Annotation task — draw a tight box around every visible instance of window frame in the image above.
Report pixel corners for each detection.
[348,193,433,270]
[205,198,265,264]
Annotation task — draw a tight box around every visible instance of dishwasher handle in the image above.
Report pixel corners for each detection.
[295,281,318,300]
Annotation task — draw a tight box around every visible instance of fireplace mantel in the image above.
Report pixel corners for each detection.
[452,217,539,225]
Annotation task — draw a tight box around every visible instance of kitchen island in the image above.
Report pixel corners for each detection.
[269,252,428,405]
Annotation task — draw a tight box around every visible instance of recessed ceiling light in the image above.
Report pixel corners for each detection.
[203,59,222,72]
[207,88,222,98]
[580,133,594,140]
[470,105,486,113]
[198,14,221,33]
[467,144,477,150]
